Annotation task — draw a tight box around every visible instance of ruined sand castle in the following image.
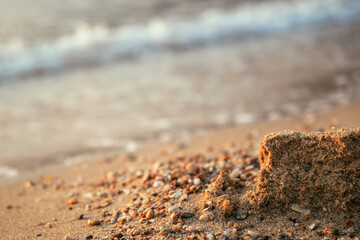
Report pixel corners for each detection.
[251,128,360,212]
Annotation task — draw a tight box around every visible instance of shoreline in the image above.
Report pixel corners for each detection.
[1,100,359,188]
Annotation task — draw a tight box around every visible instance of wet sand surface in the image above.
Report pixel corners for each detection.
[0,101,359,239]
[1,23,360,183]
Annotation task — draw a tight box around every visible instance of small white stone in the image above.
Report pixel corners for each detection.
[168,206,180,212]
[309,222,319,230]
[229,168,241,179]
[246,230,261,240]
[110,218,117,224]
[206,233,215,240]
[170,192,182,199]
[194,178,201,185]
[153,181,163,187]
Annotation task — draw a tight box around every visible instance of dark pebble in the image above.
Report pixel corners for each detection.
[180,212,195,218]
[113,233,123,239]
[36,233,42,237]
[218,235,230,240]
[229,235,239,240]
[277,234,291,240]
[86,235,93,239]
[78,214,84,220]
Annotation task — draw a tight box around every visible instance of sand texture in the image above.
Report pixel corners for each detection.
[252,128,360,211]
[0,102,359,239]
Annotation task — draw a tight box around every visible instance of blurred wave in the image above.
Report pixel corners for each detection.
[1,0,360,81]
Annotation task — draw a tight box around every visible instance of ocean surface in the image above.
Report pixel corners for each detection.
[1,0,360,183]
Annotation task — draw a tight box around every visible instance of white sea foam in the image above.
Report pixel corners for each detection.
[0,166,19,178]
[0,0,360,80]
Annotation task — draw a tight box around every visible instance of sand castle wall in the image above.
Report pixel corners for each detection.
[251,128,360,211]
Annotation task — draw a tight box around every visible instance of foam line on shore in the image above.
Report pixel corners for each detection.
[0,166,19,178]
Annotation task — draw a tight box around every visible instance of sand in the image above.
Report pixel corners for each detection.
[252,128,360,211]
[0,102,359,239]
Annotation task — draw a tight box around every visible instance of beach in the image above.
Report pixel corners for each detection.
[1,0,360,238]
[0,102,359,239]
[1,22,360,186]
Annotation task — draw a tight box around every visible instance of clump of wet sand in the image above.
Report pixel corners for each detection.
[251,128,360,212]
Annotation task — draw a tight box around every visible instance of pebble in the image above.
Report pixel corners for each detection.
[170,212,178,221]
[170,192,183,199]
[245,230,261,240]
[110,218,117,224]
[144,208,154,219]
[323,227,339,236]
[160,228,171,236]
[309,222,319,230]
[113,211,121,218]
[129,210,138,218]
[153,181,163,187]
[218,236,230,240]
[344,220,352,227]
[84,205,91,211]
[87,219,101,226]
[66,199,78,205]
[180,212,194,218]
[229,168,241,179]
[64,235,73,240]
[185,163,197,174]
[168,206,180,212]
[179,194,188,202]
[25,181,35,188]
[45,223,53,228]
[243,236,252,240]
[112,233,123,238]
[207,233,215,240]
[290,204,310,215]
[194,178,201,185]
[199,212,214,222]
[129,228,140,236]
[236,210,248,220]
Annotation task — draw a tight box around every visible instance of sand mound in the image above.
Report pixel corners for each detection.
[251,128,360,211]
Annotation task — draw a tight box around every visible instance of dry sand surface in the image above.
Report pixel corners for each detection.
[0,102,359,240]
